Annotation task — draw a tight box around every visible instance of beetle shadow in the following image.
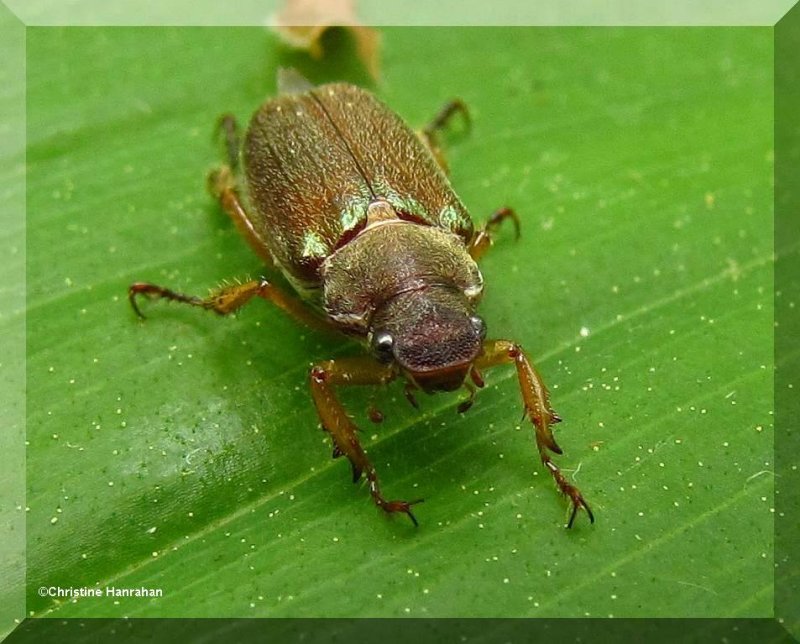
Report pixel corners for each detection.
[270,27,377,89]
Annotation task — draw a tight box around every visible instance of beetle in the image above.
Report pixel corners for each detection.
[129,69,594,528]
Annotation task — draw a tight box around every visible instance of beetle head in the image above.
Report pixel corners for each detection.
[369,286,486,393]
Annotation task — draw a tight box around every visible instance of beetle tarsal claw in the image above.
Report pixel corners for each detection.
[567,496,595,529]
[128,293,147,320]
[404,385,420,409]
[381,498,424,527]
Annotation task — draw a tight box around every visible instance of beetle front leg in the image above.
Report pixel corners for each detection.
[468,207,521,261]
[128,277,335,333]
[475,340,594,528]
[309,357,423,526]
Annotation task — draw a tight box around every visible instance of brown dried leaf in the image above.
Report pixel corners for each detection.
[272,0,380,80]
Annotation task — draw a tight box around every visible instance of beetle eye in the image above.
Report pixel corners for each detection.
[371,331,395,363]
[469,315,487,340]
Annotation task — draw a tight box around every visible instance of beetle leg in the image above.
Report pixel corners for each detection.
[475,339,594,528]
[457,381,477,414]
[418,98,470,174]
[367,405,385,424]
[310,357,423,526]
[424,98,470,141]
[214,113,241,171]
[207,114,275,267]
[404,382,420,409]
[468,207,521,261]
[128,277,336,333]
[206,164,276,268]
[470,365,486,388]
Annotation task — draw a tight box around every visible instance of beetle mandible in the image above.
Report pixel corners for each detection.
[129,69,594,528]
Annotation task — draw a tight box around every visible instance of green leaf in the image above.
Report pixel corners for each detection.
[26,27,773,618]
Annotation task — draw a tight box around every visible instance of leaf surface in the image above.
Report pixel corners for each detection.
[25,27,774,618]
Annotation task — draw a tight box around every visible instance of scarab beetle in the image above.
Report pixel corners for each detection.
[129,69,594,528]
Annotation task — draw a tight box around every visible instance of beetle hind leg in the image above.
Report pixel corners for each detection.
[310,357,423,526]
[423,98,470,142]
[207,115,275,267]
[475,339,594,528]
[468,207,521,261]
[418,98,470,174]
[215,113,241,171]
